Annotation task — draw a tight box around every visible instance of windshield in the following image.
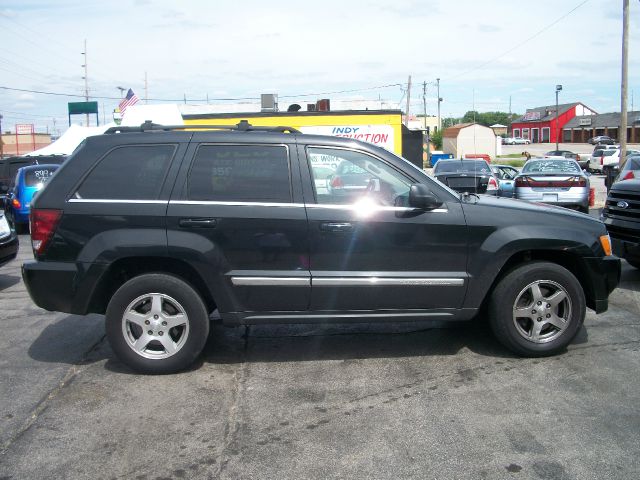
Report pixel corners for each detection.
[434,160,491,174]
[522,160,581,173]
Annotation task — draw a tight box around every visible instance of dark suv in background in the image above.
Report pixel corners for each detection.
[22,122,620,373]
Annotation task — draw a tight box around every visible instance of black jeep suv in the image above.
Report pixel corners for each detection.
[22,122,620,373]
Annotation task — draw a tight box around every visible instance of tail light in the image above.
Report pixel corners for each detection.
[30,209,62,255]
[11,198,21,209]
[600,156,604,166]
[487,177,499,190]
[576,154,581,161]
[515,177,529,187]
[573,177,587,187]
[623,171,635,180]
[330,176,344,189]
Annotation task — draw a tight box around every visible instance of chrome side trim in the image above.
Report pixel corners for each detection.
[245,312,453,320]
[312,277,464,286]
[231,276,310,286]
[68,199,168,204]
[170,200,304,208]
[168,200,447,213]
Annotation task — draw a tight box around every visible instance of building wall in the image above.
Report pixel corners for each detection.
[443,125,497,158]
[1,133,51,156]
[511,104,593,143]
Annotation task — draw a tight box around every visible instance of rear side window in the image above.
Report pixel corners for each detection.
[187,145,291,203]
[76,145,175,200]
[25,167,57,187]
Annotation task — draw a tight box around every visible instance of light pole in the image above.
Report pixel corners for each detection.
[116,86,126,98]
[0,114,3,159]
[555,84,563,150]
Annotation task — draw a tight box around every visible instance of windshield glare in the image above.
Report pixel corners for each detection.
[522,160,581,173]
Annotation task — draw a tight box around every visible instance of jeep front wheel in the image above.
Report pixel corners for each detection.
[105,273,209,374]
[489,262,585,356]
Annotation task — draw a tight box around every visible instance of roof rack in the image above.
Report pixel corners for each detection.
[104,120,301,134]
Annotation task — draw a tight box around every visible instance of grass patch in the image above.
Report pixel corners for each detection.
[493,159,526,167]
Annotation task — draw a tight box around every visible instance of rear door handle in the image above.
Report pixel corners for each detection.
[320,222,353,232]
[179,218,217,228]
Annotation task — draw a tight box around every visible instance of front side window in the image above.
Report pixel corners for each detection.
[76,145,175,200]
[188,144,291,203]
[307,147,411,206]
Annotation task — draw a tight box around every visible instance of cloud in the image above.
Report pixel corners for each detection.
[18,93,35,101]
[477,24,501,33]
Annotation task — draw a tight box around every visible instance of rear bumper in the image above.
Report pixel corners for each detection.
[583,256,621,313]
[0,234,19,267]
[516,188,589,208]
[22,260,107,314]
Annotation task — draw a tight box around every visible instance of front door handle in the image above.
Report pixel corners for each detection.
[179,218,217,228]
[320,222,353,232]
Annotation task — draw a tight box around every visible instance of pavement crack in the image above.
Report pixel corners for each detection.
[209,326,249,478]
[0,334,107,455]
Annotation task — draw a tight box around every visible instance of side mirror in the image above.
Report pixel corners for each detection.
[409,184,443,210]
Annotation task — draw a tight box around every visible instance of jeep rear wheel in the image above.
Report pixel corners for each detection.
[106,274,209,374]
[489,261,585,356]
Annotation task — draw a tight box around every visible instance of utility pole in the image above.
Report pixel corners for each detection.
[437,78,441,131]
[405,75,412,125]
[81,39,89,126]
[555,84,563,150]
[0,114,3,159]
[620,0,629,169]
[509,95,512,116]
[144,71,148,104]
[423,81,430,167]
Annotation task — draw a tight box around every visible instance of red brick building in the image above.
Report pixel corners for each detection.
[510,102,596,144]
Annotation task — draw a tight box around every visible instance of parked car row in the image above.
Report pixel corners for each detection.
[502,137,530,145]
[432,157,589,213]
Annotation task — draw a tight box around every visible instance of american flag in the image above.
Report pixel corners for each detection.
[118,88,139,115]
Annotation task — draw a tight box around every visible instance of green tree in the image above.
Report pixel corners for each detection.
[430,129,443,150]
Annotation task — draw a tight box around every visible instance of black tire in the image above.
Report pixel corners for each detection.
[578,205,589,214]
[106,273,210,374]
[488,261,585,357]
[15,222,28,235]
[625,257,640,269]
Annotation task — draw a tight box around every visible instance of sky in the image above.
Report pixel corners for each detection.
[0,0,638,134]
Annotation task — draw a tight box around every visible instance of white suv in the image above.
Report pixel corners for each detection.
[589,148,640,174]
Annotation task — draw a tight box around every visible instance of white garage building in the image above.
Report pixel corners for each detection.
[442,123,497,159]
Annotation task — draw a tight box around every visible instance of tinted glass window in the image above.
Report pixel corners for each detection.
[307,147,411,206]
[434,160,491,174]
[76,145,174,200]
[25,166,58,187]
[188,145,291,202]
[602,150,616,157]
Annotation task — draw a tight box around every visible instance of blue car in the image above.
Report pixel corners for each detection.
[6,164,59,233]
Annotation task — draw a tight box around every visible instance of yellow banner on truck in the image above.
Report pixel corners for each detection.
[182,110,404,156]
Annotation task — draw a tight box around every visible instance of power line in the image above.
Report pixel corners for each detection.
[0,82,406,103]
[445,0,590,81]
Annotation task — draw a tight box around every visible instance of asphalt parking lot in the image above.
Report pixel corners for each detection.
[1,227,639,480]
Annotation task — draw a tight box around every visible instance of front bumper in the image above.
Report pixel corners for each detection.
[582,256,621,313]
[0,233,19,267]
[22,260,108,314]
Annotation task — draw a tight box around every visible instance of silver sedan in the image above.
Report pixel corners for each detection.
[514,158,590,213]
